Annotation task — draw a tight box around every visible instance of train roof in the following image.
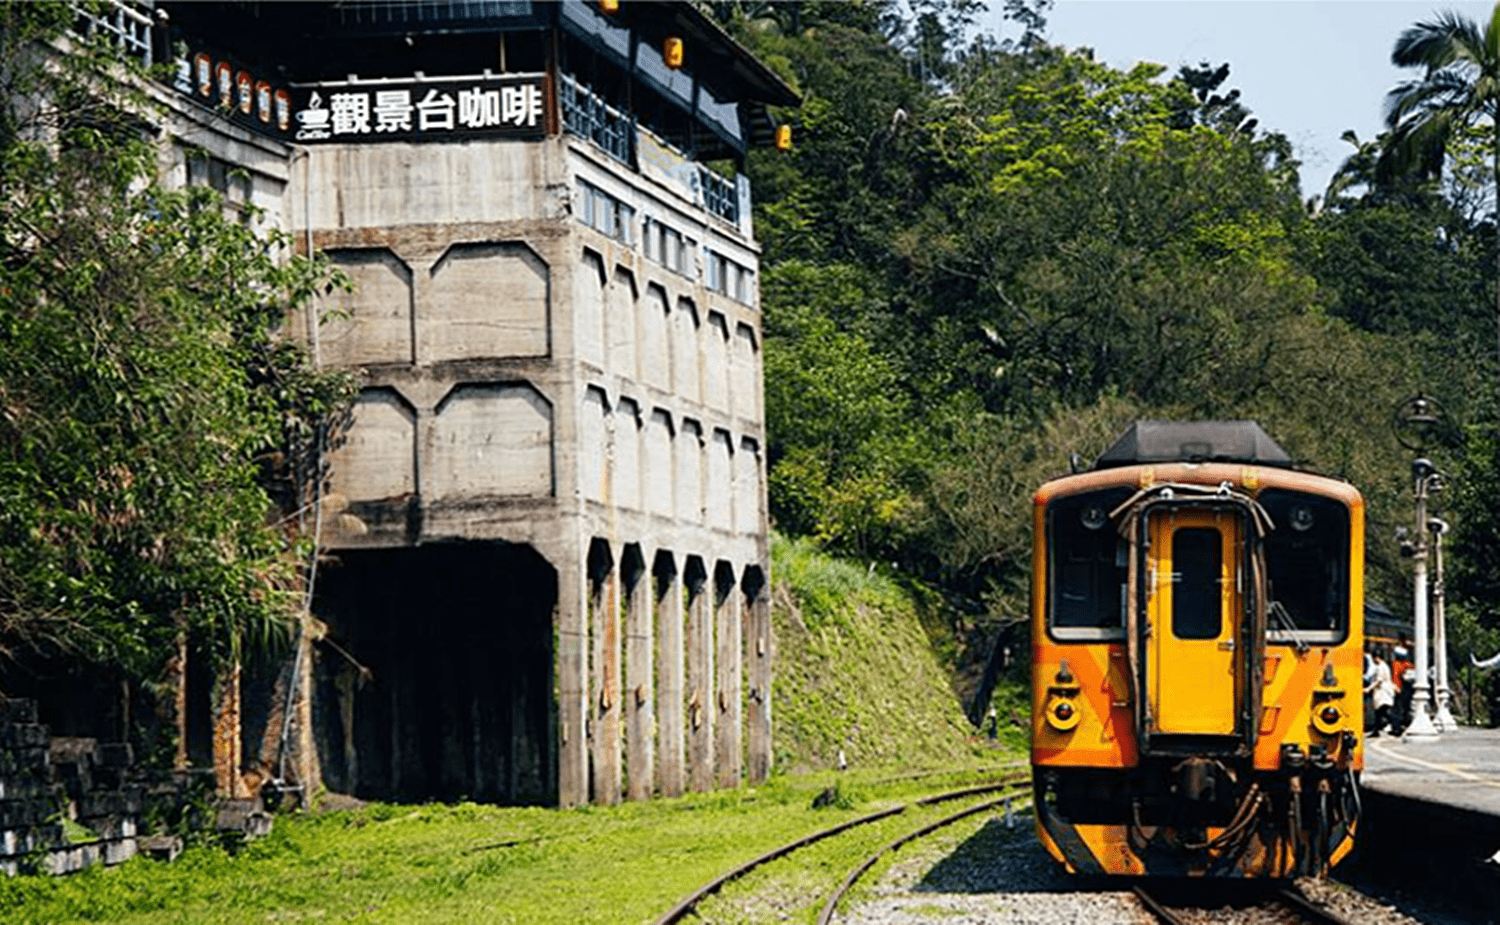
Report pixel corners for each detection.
[1094,420,1293,470]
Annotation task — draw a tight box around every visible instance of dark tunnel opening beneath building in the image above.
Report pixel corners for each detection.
[312,541,556,805]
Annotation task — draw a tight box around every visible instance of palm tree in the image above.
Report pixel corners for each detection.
[1382,5,1500,380]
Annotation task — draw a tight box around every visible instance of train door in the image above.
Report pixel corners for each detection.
[1145,507,1244,735]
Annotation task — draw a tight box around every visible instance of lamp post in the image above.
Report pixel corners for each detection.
[1394,395,1448,741]
[1430,515,1458,731]
[1403,456,1441,740]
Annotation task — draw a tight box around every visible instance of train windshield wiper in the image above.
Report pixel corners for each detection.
[1268,599,1309,654]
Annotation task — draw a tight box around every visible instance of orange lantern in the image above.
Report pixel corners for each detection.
[664,36,684,70]
[775,124,792,151]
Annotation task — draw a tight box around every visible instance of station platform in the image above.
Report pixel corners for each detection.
[1362,724,1500,824]
[1351,725,1500,920]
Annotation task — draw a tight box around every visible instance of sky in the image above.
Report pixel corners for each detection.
[1004,0,1498,199]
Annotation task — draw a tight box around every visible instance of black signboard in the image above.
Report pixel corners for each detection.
[290,76,547,143]
[169,46,548,145]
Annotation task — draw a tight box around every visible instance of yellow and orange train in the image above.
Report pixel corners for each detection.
[1031,421,1364,877]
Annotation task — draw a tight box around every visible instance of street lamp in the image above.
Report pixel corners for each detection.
[1430,514,1458,731]
[1393,395,1447,741]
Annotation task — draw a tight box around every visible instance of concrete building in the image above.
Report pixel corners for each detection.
[70,0,796,809]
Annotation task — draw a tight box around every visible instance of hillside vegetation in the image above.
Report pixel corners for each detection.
[717,0,1500,682]
[770,533,1022,772]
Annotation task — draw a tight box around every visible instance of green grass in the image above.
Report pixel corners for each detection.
[0,771,1021,925]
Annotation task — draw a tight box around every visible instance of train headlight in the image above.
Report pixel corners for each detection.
[1045,697,1081,732]
[1312,703,1343,736]
[1290,505,1315,531]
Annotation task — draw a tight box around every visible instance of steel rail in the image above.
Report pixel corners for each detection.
[1134,883,1360,925]
[650,773,1030,925]
[1274,886,1361,925]
[870,761,1029,787]
[1132,885,1189,925]
[815,788,1029,925]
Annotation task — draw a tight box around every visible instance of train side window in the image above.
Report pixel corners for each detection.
[1048,489,1131,640]
[1260,489,1350,644]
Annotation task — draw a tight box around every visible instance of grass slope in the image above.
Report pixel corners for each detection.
[770,533,1002,771]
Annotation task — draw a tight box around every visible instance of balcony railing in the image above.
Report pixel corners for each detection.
[698,166,738,226]
[561,71,744,230]
[72,0,154,66]
[558,71,634,168]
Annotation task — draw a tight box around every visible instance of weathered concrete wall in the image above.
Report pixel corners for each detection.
[42,39,774,813]
[296,132,771,808]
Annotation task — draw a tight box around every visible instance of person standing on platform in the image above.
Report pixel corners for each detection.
[1392,641,1415,735]
[1366,648,1396,737]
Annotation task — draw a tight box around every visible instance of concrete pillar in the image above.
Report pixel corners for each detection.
[556,551,591,808]
[212,655,244,799]
[654,551,685,797]
[295,629,318,806]
[169,630,188,772]
[714,560,742,789]
[588,540,622,804]
[623,544,654,800]
[744,567,771,784]
[684,556,713,792]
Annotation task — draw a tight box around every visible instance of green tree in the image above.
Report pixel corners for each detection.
[0,6,350,684]
[1382,4,1500,382]
[762,261,930,556]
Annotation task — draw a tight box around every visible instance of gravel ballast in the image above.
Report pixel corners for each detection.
[833,810,1452,925]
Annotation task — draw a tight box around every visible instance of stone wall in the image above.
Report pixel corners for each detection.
[0,698,212,876]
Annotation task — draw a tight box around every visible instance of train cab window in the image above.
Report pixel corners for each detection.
[1171,528,1222,640]
[1259,489,1350,644]
[1048,489,1132,640]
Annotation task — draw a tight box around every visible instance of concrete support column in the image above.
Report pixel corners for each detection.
[623,544,654,800]
[685,557,714,792]
[714,560,742,789]
[169,629,188,772]
[654,551,685,797]
[291,628,317,806]
[556,553,590,808]
[743,567,771,784]
[588,540,622,804]
[408,255,435,368]
[212,655,244,799]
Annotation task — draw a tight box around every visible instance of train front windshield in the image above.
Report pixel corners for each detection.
[1259,489,1350,645]
[1046,488,1133,640]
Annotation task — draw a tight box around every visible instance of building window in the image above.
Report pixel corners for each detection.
[578,179,633,246]
[663,226,683,274]
[185,149,252,205]
[615,201,634,245]
[642,214,696,280]
[703,247,755,305]
[734,266,755,304]
[643,217,660,262]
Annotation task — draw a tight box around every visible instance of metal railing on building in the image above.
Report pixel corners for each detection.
[560,71,744,231]
[697,166,738,226]
[558,71,635,168]
[72,0,154,67]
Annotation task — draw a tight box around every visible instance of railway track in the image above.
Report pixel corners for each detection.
[1134,882,1362,925]
[651,771,1032,925]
